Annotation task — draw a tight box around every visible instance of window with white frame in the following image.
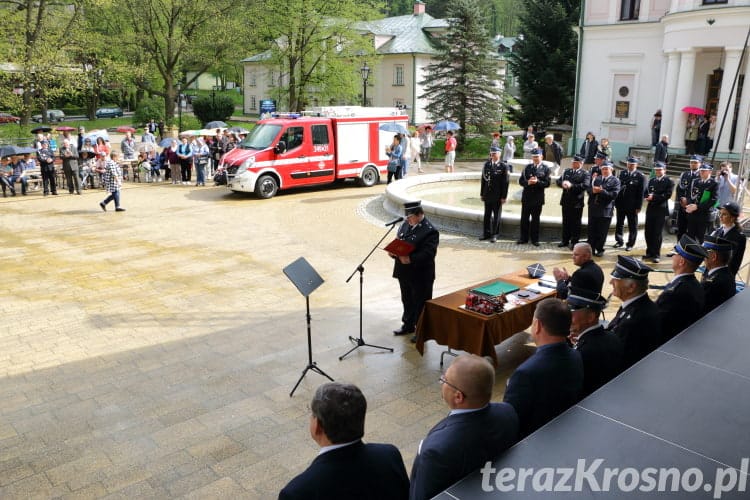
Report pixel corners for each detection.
[248,71,257,87]
[620,0,640,20]
[248,95,257,110]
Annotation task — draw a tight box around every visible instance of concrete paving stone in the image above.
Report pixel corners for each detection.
[0,462,35,487]
[0,471,69,499]
[186,435,245,463]
[102,436,159,467]
[61,482,109,500]
[177,476,248,499]
[163,466,221,497]
[100,479,165,500]
[209,449,264,478]
[43,450,113,487]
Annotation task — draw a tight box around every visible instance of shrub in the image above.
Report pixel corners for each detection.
[134,97,164,126]
[191,94,234,125]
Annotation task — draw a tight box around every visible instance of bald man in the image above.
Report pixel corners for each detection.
[409,355,518,500]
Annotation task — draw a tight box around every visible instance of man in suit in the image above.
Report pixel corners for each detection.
[279,383,409,500]
[567,288,623,398]
[517,148,551,246]
[711,201,746,277]
[701,235,736,314]
[390,201,439,342]
[644,162,674,263]
[590,151,607,177]
[654,134,669,164]
[479,146,510,243]
[607,255,661,369]
[552,243,604,300]
[409,355,518,500]
[675,155,702,241]
[656,235,707,343]
[556,154,590,248]
[614,157,647,251]
[586,161,620,257]
[686,162,718,243]
[503,298,583,438]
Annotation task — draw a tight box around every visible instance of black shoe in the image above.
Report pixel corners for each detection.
[393,327,414,336]
[490,237,497,243]
[568,244,575,250]
[625,245,633,251]
[557,242,568,248]
[594,250,604,257]
[666,252,675,257]
[99,202,106,212]
[410,335,417,343]
[479,236,491,241]
[613,242,623,248]
[516,240,527,244]
[115,207,126,212]
[652,257,661,263]
[532,241,540,247]
[52,192,58,195]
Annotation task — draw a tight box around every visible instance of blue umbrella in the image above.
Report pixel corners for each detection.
[379,122,409,135]
[205,121,227,129]
[85,129,109,143]
[0,145,37,157]
[433,120,460,132]
[159,137,177,148]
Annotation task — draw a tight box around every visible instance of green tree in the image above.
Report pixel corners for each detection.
[508,0,578,128]
[250,0,380,112]
[419,0,503,149]
[110,0,245,125]
[191,95,234,125]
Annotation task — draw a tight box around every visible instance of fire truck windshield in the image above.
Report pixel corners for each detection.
[238,124,281,150]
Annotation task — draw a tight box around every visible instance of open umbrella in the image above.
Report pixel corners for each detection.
[197,128,220,137]
[0,145,37,157]
[85,129,109,143]
[205,121,227,129]
[31,126,52,134]
[159,137,176,148]
[379,122,409,135]
[136,142,157,153]
[433,120,460,132]
[117,126,136,133]
[681,106,705,115]
[228,126,249,135]
[55,126,76,132]
[417,123,434,131]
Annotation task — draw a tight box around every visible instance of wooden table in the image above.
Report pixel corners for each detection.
[415,271,557,366]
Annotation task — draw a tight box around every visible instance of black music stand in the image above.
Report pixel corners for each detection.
[284,257,334,397]
[339,225,396,360]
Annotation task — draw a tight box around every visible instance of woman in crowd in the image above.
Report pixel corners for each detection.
[193,137,210,186]
[522,133,538,159]
[651,110,662,147]
[177,136,193,184]
[167,139,181,184]
[598,137,612,158]
[502,136,516,164]
[409,130,422,174]
[684,114,699,155]
[579,132,598,166]
[385,134,403,184]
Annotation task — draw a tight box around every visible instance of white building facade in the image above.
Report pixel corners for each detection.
[574,0,750,162]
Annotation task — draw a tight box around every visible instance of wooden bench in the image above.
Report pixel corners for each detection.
[12,168,43,192]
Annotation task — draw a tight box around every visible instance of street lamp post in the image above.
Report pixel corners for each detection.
[360,62,370,107]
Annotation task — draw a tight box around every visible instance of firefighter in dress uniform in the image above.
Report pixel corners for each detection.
[479,146,510,243]
[556,154,590,249]
[643,162,674,263]
[390,201,439,343]
[685,162,718,243]
[675,155,702,240]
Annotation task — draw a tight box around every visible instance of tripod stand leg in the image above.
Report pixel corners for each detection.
[289,362,334,397]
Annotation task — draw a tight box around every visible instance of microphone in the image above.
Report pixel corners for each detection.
[385,217,404,226]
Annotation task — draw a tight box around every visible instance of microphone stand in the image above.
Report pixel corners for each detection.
[339,222,397,360]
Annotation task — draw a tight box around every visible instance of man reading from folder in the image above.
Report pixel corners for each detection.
[389,201,439,342]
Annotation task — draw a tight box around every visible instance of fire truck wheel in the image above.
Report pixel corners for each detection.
[358,166,379,187]
[255,174,279,199]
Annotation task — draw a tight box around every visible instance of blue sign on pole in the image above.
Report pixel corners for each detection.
[260,99,276,114]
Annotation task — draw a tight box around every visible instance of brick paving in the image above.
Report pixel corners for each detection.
[0,162,678,498]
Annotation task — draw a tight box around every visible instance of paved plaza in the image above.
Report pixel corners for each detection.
[1,163,681,498]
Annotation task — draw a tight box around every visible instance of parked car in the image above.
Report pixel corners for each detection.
[95,107,124,118]
[0,112,20,124]
[32,109,66,123]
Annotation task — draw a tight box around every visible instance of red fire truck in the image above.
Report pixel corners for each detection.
[222,106,409,198]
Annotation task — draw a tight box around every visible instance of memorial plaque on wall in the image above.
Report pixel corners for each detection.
[615,100,630,119]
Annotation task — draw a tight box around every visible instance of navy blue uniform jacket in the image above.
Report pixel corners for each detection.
[575,325,624,398]
[607,294,661,370]
[656,274,705,343]
[409,403,518,500]
[518,162,551,207]
[702,267,736,315]
[587,175,620,218]
[392,218,439,282]
[503,342,583,438]
[278,441,409,500]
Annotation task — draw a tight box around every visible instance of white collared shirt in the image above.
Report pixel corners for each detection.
[318,439,359,456]
[621,292,647,310]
